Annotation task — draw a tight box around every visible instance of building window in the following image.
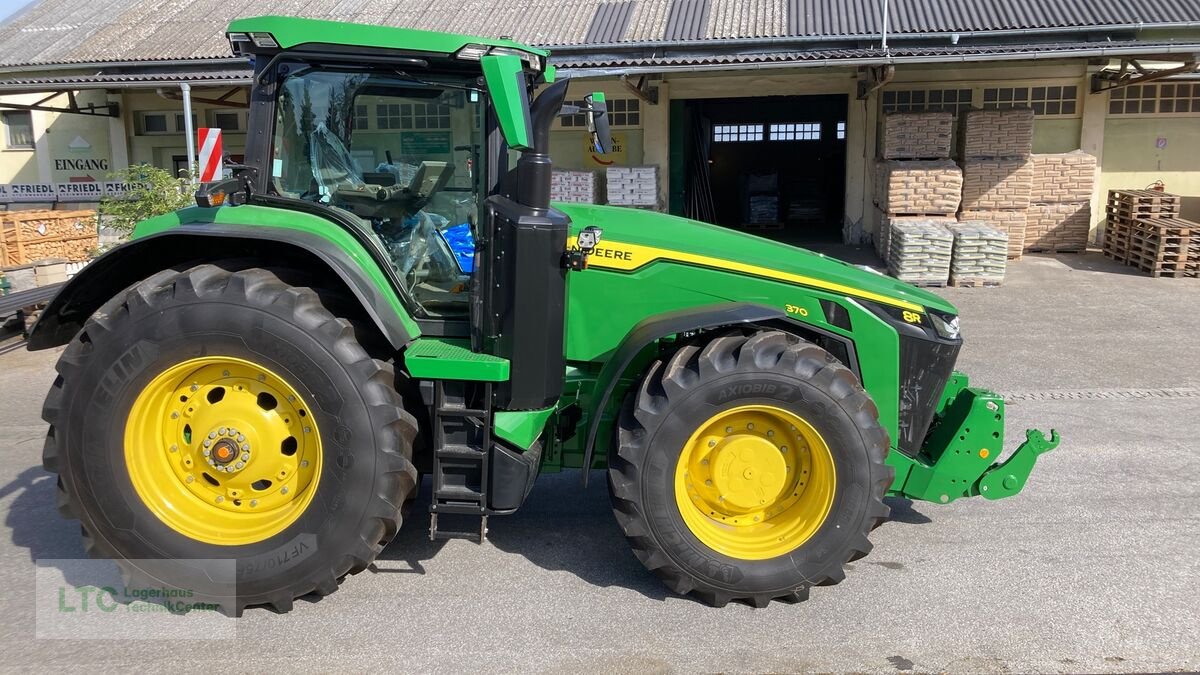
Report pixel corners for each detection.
[1109,83,1200,115]
[983,85,1078,116]
[140,112,169,134]
[882,88,972,114]
[836,121,846,139]
[713,124,764,142]
[377,103,403,129]
[354,104,370,130]
[561,98,641,128]
[210,110,244,132]
[175,113,198,132]
[770,123,820,141]
[2,111,34,148]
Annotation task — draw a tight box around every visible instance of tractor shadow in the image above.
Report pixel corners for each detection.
[2,465,94,586]
[883,497,933,525]
[375,470,671,601]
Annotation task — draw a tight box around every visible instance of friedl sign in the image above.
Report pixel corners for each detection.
[57,182,106,202]
[54,158,110,172]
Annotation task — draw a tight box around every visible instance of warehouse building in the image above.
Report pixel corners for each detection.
[0,0,1197,247]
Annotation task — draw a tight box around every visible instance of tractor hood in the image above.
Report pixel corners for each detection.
[556,203,957,316]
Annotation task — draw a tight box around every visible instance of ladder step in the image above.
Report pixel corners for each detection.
[429,513,487,543]
[436,407,489,418]
[434,485,484,503]
[436,444,484,460]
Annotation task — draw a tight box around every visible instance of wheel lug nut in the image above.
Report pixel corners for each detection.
[301,460,309,468]
[725,426,733,433]
[169,444,178,453]
[215,496,224,503]
[170,412,179,419]
[218,427,227,435]
[204,439,212,448]
[237,434,245,442]
[186,475,194,483]
[222,370,230,377]
[235,462,245,470]
[705,479,712,486]
[203,448,211,456]
[303,427,311,434]
[708,440,716,447]
[767,430,775,437]
[257,374,266,382]
[250,500,258,507]
[280,486,289,495]
[288,395,296,403]
[208,431,217,439]
[241,453,250,461]
[780,445,788,453]
[190,384,199,392]
[242,443,250,451]
[747,423,754,430]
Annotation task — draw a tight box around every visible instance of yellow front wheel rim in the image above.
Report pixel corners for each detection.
[675,404,836,560]
[124,356,322,546]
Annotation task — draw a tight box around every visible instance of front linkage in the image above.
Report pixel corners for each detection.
[889,372,1060,504]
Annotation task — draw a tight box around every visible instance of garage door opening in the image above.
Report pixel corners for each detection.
[675,94,848,244]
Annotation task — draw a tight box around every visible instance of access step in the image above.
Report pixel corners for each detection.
[403,338,509,382]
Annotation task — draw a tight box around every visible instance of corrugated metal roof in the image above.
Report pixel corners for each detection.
[0,0,1196,67]
[554,39,1200,69]
[585,1,636,44]
[0,69,252,88]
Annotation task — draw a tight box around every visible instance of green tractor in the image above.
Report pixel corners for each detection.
[30,16,1058,614]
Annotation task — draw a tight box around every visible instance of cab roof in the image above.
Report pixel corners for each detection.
[227,15,549,60]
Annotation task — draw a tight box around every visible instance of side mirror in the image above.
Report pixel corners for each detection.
[584,92,613,154]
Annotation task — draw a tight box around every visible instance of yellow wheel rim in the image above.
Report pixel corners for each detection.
[674,404,836,560]
[124,356,322,546]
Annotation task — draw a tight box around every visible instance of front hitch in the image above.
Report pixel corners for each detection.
[887,375,1059,504]
[974,428,1060,500]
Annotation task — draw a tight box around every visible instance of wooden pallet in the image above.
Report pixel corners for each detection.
[1107,189,1182,207]
[1024,246,1086,254]
[949,277,1002,288]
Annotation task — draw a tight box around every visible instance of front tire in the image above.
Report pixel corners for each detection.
[608,330,892,607]
[42,263,418,615]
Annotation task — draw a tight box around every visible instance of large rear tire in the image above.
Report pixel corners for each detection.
[608,330,892,607]
[42,263,418,615]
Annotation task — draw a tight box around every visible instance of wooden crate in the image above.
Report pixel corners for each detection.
[0,210,98,266]
[1106,189,1181,218]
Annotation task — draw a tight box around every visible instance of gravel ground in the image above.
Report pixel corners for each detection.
[0,251,1197,673]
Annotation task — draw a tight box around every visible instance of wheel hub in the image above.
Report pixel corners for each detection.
[709,435,787,512]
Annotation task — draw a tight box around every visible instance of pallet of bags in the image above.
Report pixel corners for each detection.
[881,111,954,160]
[959,209,1027,260]
[1026,150,1097,253]
[887,219,953,287]
[948,221,1008,286]
[550,170,599,204]
[606,166,658,207]
[960,108,1034,160]
[874,160,962,215]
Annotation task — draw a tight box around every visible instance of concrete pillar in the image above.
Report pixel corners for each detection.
[1078,69,1107,236]
[844,82,870,242]
[641,79,670,209]
[107,92,129,173]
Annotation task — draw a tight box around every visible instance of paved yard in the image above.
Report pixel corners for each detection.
[0,251,1197,673]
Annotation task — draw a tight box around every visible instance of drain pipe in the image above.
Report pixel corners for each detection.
[881,0,890,53]
[180,82,197,182]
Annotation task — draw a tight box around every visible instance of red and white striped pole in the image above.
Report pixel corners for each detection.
[198,128,223,183]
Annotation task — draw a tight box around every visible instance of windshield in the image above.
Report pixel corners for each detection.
[271,66,485,317]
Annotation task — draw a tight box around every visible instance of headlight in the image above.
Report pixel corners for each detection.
[928,312,960,340]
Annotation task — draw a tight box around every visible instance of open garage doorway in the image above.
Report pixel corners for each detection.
[675,94,848,244]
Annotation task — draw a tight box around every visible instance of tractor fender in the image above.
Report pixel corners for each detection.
[26,226,416,352]
[579,302,787,486]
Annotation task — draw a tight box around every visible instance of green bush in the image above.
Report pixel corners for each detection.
[99,164,195,235]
